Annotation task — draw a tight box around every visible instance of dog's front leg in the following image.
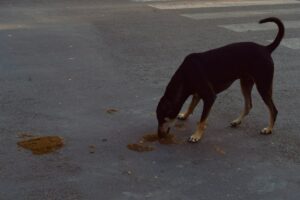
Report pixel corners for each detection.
[178,94,200,120]
[189,95,216,143]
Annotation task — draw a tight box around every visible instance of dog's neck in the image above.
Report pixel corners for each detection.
[164,74,191,118]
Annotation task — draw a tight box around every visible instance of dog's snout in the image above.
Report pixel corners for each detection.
[157,126,170,138]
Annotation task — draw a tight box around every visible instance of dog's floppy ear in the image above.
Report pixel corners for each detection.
[156,96,173,123]
[173,84,185,104]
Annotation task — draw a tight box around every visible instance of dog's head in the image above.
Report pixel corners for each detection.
[156,96,177,138]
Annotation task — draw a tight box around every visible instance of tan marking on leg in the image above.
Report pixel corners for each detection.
[230,102,251,127]
[258,92,277,135]
[261,108,275,134]
[178,94,200,120]
[255,73,277,135]
[189,120,207,143]
[188,93,215,143]
[231,78,253,127]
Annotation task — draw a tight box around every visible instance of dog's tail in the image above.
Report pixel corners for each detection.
[259,17,285,53]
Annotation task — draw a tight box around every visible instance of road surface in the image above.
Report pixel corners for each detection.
[0,0,299,199]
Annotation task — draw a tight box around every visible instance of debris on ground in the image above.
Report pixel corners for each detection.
[89,145,96,154]
[213,145,226,155]
[17,136,64,155]
[127,133,184,152]
[106,108,118,114]
[127,143,155,152]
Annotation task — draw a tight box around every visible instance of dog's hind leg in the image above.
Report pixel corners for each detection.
[254,69,278,134]
[178,94,200,120]
[231,77,254,127]
[258,84,278,135]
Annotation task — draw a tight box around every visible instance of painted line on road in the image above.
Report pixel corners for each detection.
[181,8,300,20]
[149,0,300,10]
[219,20,300,32]
[131,0,171,2]
[277,38,300,50]
[0,23,31,30]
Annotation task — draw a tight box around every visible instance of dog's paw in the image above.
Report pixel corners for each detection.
[260,127,272,135]
[177,113,188,121]
[230,119,241,128]
[188,132,203,143]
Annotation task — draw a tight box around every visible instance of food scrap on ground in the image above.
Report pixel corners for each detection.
[213,145,226,155]
[89,145,96,154]
[127,133,184,152]
[17,136,64,155]
[141,134,159,142]
[102,138,108,142]
[127,143,154,152]
[142,133,182,145]
[106,108,118,114]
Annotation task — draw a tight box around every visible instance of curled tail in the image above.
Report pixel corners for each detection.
[259,17,285,53]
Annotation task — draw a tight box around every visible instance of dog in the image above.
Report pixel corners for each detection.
[156,17,284,143]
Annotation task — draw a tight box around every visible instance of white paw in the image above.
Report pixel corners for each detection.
[177,113,188,121]
[260,127,272,135]
[230,119,241,127]
[188,132,203,143]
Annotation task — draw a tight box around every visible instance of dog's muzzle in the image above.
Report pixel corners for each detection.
[158,125,170,138]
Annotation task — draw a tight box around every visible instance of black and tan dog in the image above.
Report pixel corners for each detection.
[156,17,284,143]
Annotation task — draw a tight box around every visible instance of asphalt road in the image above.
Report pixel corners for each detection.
[0,0,300,199]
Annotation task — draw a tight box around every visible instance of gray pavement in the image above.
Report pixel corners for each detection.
[0,0,300,199]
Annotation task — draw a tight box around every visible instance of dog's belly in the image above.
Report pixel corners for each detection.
[213,80,236,93]
[208,70,241,94]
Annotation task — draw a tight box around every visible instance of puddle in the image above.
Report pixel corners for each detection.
[17,136,64,155]
[127,133,184,152]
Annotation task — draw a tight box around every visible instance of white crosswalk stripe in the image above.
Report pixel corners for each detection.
[131,0,171,2]
[279,38,300,50]
[219,20,300,32]
[218,20,300,49]
[134,0,300,50]
[148,0,300,10]
[181,8,300,20]
[220,20,300,50]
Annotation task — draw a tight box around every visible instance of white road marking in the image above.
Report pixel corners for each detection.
[131,0,171,2]
[220,21,300,50]
[278,38,300,50]
[141,1,300,50]
[149,0,300,10]
[0,24,30,30]
[219,20,300,32]
[181,8,300,20]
